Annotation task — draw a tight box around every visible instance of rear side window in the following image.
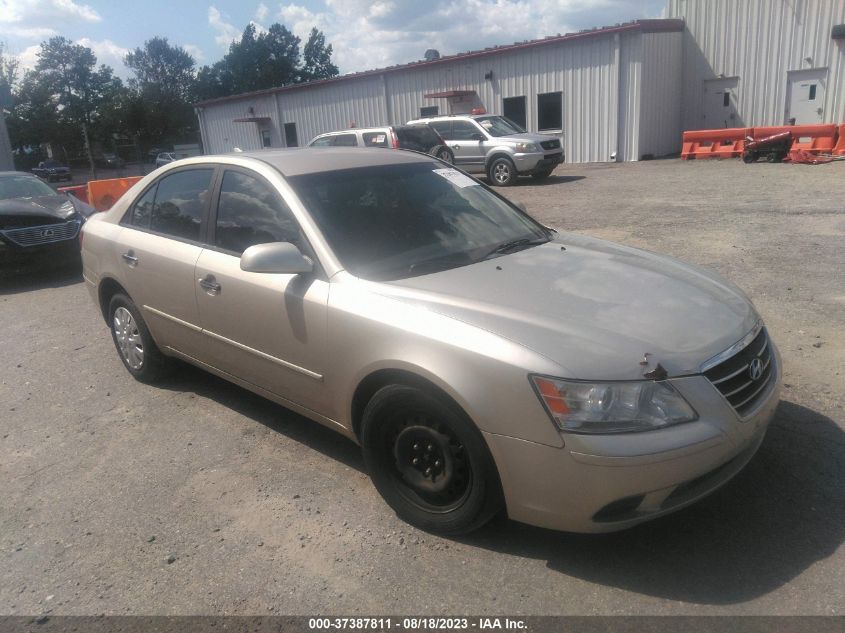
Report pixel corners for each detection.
[214,170,301,255]
[332,134,358,147]
[131,185,157,228]
[363,131,390,147]
[150,169,213,242]
[429,121,451,139]
[395,126,440,151]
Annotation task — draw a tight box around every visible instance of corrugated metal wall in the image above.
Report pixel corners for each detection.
[197,28,689,163]
[667,0,845,129]
[197,94,279,153]
[639,31,684,157]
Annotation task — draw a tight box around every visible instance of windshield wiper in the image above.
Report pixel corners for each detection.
[480,236,549,261]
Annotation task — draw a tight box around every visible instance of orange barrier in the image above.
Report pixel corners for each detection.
[86,176,143,212]
[834,124,845,156]
[57,184,89,204]
[681,128,752,160]
[751,124,837,155]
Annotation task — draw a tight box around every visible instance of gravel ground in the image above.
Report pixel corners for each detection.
[1,158,843,617]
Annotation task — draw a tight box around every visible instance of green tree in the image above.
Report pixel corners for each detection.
[124,36,197,145]
[196,23,338,100]
[301,28,338,82]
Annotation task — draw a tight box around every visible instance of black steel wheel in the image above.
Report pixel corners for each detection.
[361,384,503,534]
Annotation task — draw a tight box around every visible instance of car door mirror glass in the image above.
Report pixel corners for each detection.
[240,242,313,275]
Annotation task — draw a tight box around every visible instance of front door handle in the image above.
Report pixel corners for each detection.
[198,275,221,296]
[122,251,138,266]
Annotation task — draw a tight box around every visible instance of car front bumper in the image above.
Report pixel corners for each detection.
[512,151,564,174]
[483,346,781,533]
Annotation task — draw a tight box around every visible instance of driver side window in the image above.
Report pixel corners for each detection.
[450,121,482,141]
[214,170,301,255]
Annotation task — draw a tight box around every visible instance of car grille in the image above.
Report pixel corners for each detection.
[540,140,561,150]
[1,219,81,247]
[1,215,66,229]
[703,327,776,418]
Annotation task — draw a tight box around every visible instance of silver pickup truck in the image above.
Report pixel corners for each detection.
[407,114,564,186]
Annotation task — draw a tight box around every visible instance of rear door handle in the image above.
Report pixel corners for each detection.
[198,275,221,295]
[122,251,138,266]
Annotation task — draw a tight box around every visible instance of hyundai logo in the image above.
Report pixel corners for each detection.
[40,228,56,238]
[748,357,764,381]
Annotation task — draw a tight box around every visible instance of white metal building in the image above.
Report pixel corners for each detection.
[195,19,684,163]
[195,0,845,163]
[666,0,845,130]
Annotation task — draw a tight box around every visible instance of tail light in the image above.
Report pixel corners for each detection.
[390,131,400,149]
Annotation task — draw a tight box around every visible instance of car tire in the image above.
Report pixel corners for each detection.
[108,293,170,384]
[361,384,503,534]
[488,157,517,186]
[430,145,455,164]
[532,169,554,180]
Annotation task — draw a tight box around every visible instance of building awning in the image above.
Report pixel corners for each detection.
[232,116,272,123]
[424,90,476,98]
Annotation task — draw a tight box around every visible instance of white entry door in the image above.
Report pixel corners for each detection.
[786,68,827,124]
[702,78,739,129]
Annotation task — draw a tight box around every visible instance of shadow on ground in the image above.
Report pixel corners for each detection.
[0,259,83,295]
[160,362,365,474]
[463,400,844,605]
[152,360,845,606]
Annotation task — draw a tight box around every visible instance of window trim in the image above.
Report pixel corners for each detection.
[206,164,326,279]
[119,165,220,249]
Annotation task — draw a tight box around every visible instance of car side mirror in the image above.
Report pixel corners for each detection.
[240,242,313,275]
[470,133,485,141]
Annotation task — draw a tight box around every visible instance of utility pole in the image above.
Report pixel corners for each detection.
[0,112,13,171]
[82,122,97,180]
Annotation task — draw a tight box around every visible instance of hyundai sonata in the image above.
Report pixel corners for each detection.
[80,149,780,534]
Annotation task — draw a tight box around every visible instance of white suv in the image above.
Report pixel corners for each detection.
[406,114,564,186]
[308,125,454,163]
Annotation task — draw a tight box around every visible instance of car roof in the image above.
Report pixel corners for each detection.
[202,147,436,177]
[0,171,40,178]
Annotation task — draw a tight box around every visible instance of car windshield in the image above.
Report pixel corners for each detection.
[475,116,526,137]
[0,175,59,200]
[288,162,549,281]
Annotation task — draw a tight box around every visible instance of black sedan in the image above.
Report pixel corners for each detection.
[32,159,73,182]
[0,171,95,265]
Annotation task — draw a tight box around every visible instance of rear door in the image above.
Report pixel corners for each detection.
[193,167,329,413]
[331,133,358,147]
[115,167,216,357]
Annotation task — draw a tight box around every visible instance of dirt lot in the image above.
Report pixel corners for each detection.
[1,158,843,616]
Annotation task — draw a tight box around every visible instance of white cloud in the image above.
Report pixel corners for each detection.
[255,2,269,21]
[276,0,663,74]
[0,0,101,31]
[2,26,58,39]
[208,6,241,47]
[183,44,206,63]
[76,37,130,76]
[14,44,42,73]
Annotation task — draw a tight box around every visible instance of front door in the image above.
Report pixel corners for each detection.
[193,167,329,414]
[702,77,739,129]
[786,68,827,124]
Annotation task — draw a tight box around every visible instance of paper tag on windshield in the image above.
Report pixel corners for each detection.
[432,168,479,188]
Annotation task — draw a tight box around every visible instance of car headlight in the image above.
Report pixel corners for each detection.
[530,375,698,434]
[515,142,539,153]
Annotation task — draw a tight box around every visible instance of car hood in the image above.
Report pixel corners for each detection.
[375,234,758,380]
[0,195,87,222]
[495,133,561,145]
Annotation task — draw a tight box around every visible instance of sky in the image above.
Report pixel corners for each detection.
[1,0,667,80]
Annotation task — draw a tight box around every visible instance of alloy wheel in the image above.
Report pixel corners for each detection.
[113,306,144,370]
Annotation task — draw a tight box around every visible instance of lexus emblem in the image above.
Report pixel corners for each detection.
[748,357,764,381]
[40,228,55,238]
